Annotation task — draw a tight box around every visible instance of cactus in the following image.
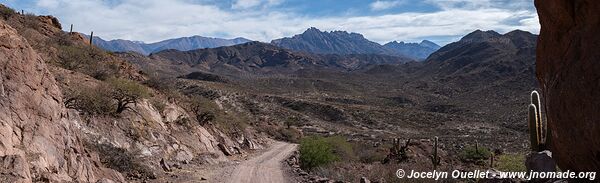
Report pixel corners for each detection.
[528,90,550,151]
[70,24,73,33]
[528,104,540,151]
[89,31,94,45]
[430,136,441,169]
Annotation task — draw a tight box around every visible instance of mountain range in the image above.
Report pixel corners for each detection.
[149,41,414,75]
[383,40,441,60]
[271,27,440,60]
[92,27,441,60]
[88,35,251,55]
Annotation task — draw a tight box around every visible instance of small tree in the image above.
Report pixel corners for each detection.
[189,96,216,125]
[106,78,149,114]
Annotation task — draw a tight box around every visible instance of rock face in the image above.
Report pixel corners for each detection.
[534,0,600,171]
[0,20,122,182]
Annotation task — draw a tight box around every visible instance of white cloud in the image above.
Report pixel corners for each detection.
[36,0,59,9]
[232,0,261,9]
[232,0,282,9]
[27,0,539,45]
[370,0,405,11]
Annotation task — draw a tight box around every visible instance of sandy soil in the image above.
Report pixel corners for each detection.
[225,141,298,183]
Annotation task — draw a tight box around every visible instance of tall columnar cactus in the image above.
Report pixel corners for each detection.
[528,91,550,151]
[528,104,540,151]
[89,31,94,45]
[430,136,441,170]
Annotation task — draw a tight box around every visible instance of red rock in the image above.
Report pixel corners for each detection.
[534,0,600,171]
[0,19,123,182]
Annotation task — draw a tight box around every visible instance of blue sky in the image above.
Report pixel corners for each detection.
[3,0,539,45]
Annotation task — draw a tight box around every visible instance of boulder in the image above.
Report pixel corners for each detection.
[534,0,600,171]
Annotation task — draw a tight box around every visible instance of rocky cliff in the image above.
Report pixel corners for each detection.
[0,19,123,182]
[535,0,600,171]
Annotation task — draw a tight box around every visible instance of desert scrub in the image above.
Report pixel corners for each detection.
[496,154,526,172]
[459,145,492,165]
[299,136,339,170]
[276,127,302,143]
[299,136,357,170]
[149,98,166,114]
[56,45,94,70]
[0,5,15,19]
[85,142,155,180]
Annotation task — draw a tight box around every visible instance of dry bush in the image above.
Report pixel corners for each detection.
[64,84,115,115]
[0,5,15,19]
[106,78,150,114]
[85,142,155,180]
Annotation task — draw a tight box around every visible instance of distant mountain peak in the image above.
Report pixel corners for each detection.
[272,27,398,57]
[460,30,502,42]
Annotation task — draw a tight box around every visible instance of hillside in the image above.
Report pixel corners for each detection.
[0,5,270,182]
[150,41,413,75]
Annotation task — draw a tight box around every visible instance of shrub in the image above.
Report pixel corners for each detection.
[189,96,218,125]
[496,154,526,172]
[299,136,339,170]
[56,45,94,70]
[460,145,492,164]
[284,116,303,128]
[64,84,115,115]
[323,136,356,161]
[106,78,150,114]
[150,98,166,114]
[85,142,155,180]
[277,127,302,143]
[0,5,15,19]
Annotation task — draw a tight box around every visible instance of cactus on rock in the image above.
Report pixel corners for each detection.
[528,91,550,151]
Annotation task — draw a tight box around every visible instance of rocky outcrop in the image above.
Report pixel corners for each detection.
[0,20,123,182]
[534,0,600,171]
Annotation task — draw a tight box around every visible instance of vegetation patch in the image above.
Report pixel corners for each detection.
[299,136,339,170]
[459,145,492,165]
[85,142,155,180]
[299,136,357,170]
[496,153,526,172]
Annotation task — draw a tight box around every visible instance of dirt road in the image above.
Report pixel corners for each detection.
[225,141,298,183]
